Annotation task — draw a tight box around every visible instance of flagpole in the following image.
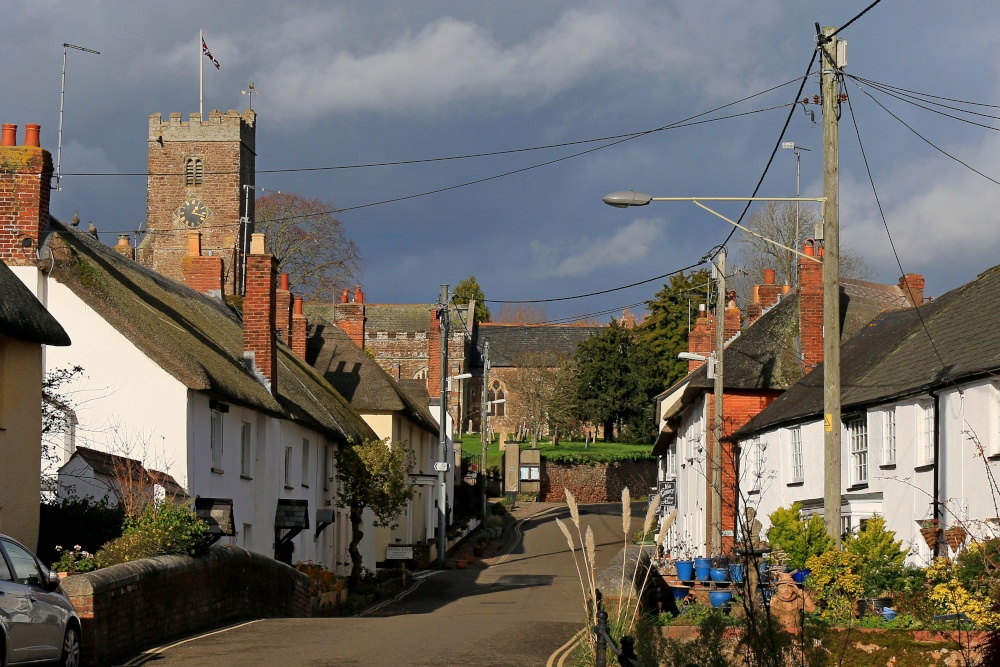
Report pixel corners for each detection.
[199,29,204,118]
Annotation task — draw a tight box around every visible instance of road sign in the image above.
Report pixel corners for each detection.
[434,462,450,472]
[386,545,413,560]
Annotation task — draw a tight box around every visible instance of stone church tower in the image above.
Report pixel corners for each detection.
[139,109,255,294]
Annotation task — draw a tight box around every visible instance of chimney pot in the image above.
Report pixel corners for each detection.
[280,273,290,291]
[24,124,40,148]
[764,268,776,285]
[803,240,815,257]
[354,286,364,304]
[341,288,350,303]
[1,124,16,147]
[117,234,130,248]
[294,296,303,315]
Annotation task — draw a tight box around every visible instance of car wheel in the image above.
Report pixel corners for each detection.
[60,626,81,667]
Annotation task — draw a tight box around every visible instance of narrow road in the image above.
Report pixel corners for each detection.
[121,503,640,667]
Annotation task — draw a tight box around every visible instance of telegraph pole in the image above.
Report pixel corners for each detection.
[480,340,490,521]
[710,249,725,555]
[437,285,450,568]
[820,25,843,546]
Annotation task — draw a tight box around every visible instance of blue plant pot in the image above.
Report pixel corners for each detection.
[670,585,690,602]
[694,557,712,581]
[881,607,898,622]
[675,560,694,581]
[792,568,810,584]
[708,590,733,607]
[729,563,745,583]
[710,567,729,583]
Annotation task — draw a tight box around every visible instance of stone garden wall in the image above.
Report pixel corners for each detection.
[540,460,657,503]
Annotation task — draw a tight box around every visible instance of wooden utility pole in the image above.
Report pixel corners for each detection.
[480,340,490,521]
[437,284,450,568]
[710,249,725,554]
[820,25,843,546]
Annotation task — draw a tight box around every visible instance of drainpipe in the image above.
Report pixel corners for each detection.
[931,389,942,558]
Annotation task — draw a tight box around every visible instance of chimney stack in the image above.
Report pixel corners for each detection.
[243,232,278,395]
[276,273,293,343]
[114,234,135,260]
[686,303,714,373]
[0,123,52,266]
[899,274,925,307]
[181,230,224,296]
[798,240,824,372]
[291,297,308,359]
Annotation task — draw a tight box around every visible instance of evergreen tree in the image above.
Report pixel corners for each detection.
[638,269,713,389]
[452,275,491,323]
[574,320,659,442]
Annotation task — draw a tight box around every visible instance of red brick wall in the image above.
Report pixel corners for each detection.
[142,110,255,294]
[540,460,657,503]
[61,545,310,667]
[0,141,52,266]
[292,297,307,359]
[337,303,365,349]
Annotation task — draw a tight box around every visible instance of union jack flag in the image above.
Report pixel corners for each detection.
[202,38,220,69]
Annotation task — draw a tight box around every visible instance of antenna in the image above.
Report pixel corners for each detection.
[241,81,256,111]
[57,43,100,191]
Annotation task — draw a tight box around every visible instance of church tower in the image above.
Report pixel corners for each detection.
[140,109,255,294]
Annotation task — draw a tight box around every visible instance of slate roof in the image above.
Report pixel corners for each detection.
[305,318,438,435]
[660,279,915,421]
[732,264,1000,439]
[69,446,146,481]
[0,260,70,346]
[304,302,474,335]
[44,218,375,445]
[475,323,602,367]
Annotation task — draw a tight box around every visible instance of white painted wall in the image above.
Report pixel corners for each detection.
[740,379,1000,565]
[658,394,710,557]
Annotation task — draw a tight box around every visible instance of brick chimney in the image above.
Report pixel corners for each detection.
[243,233,278,396]
[0,123,53,266]
[428,307,443,396]
[336,297,365,350]
[114,234,135,260]
[724,291,741,341]
[798,240,824,372]
[276,273,293,343]
[181,231,223,297]
[686,304,714,373]
[899,273,925,307]
[291,297,308,359]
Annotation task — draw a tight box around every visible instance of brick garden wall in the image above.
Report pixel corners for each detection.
[61,544,310,667]
[541,460,657,503]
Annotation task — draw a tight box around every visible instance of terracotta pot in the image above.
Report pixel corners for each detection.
[455,559,467,569]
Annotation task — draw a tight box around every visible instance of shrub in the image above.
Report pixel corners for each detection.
[38,496,125,568]
[767,503,833,571]
[805,550,864,622]
[51,545,98,574]
[925,556,1000,628]
[95,501,209,567]
[954,537,1000,599]
[843,515,912,597]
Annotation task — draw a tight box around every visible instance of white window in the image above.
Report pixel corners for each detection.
[301,439,311,488]
[848,416,868,485]
[790,428,803,483]
[883,408,896,465]
[323,445,331,491]
[745,438,764,492]
[240,421,252,477]
[841,514,852,538]
[921,400,935,464]
[242,523,253,549]
[211,407,224,471]
[284,446,293,488]
[665,443,677,478]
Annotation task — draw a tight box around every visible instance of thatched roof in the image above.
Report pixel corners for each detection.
[305,319,438,435]
[0,260,70,346]
[45,218,375,445]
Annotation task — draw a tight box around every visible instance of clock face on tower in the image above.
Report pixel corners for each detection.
[174,197,211,228]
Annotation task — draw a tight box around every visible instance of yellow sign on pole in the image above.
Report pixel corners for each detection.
[824,414,833,432]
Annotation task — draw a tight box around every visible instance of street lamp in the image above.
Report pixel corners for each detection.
[604,192,826,554]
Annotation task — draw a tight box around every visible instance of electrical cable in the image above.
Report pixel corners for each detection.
[823,0,886,41]
[846,75,1000,130]
[845,75,1000,110]
[847,79,1000,188]
[483,260,706,304]
[841,83,949,370]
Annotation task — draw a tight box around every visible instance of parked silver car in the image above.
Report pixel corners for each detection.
[0,534,81,667]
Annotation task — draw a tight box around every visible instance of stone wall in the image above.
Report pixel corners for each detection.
[541,460,656,503]
[61,544,310,666]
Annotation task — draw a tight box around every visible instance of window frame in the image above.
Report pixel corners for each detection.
[882,407,897,466]
[790,427,803,483]
[210,407,224,472]
[185,157,204,186]
[240,421,252,478]
[283,446,293,489]
[921,399,935,465]
[848,415,868,486]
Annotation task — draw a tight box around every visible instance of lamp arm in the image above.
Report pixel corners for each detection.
[689,200,821,263]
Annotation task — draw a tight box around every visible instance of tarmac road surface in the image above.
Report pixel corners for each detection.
[118,502,641,667]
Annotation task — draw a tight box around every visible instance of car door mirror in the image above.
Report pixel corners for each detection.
[46,568,61,590]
